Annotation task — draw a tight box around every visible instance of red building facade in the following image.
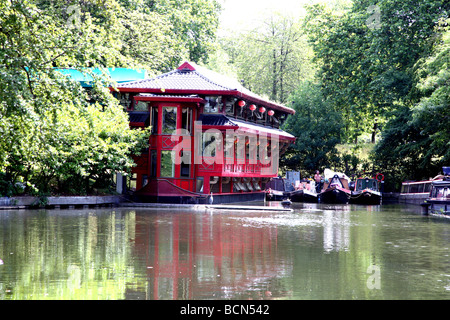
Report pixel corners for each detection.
[115,62,295,204]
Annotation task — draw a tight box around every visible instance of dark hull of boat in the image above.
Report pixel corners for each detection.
[350,191,382,205]
[422,199,450,215]
[319,188,351,204]
[289,190,318,203]
[266,191,286,201]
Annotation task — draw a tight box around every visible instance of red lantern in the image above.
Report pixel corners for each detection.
[268,110,275,116]
[259,107,266,113]
[238,100,246,107]
[249,104,256,111]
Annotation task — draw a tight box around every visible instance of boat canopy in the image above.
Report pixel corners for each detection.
[324,168,350,182]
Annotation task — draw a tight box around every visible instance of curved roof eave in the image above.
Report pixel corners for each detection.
[115,61,296,115]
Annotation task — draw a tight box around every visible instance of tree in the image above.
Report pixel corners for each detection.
[143,0,222,65]
[412,19,450,168]
[372,19,450,189]
[304,0,450,142]
[0,0,148,196]
[219,12,315,104]
[119,10,185,72]
[281,81,342,174]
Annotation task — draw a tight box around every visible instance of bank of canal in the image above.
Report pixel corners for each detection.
[0,203,449,300]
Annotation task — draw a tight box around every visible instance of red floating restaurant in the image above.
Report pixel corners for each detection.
[114,61,296,204]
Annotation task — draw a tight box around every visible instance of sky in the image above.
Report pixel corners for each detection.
[217,0,309,34]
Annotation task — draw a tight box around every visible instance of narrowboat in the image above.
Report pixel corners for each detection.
[288,181,318,203]
[350,177,382,205]
[400,171,446,205]
[422,167,450,215]
[290,189,319,203]
[318,170,352,204]
[265,177,291,201]
[400,179,435,204]
[113,61,296,204]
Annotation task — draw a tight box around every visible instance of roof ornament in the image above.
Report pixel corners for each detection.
[177,61,196,71]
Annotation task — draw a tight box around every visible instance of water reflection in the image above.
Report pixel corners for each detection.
[135,211,290,299]
[323,209,350,253]
[0,204,449,300]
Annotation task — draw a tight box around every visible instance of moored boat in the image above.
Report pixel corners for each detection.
[318,170,352,204]
[350,177,382,205]
[399,171,445,205]
[265,177,290,201]
[289,184,318,203]
[422,167,450,215]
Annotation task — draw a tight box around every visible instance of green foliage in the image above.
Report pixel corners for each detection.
[281,81,342,174]
[300,0,449,188]
[372,19,450,190]
[370,106,433,191]
[304,0,449,142]
[0,0,221,196]
[129,0,222,66]
[119,10,183,72]
[215,13,315,104]
[0,0,151,196]
[413,19,450,167]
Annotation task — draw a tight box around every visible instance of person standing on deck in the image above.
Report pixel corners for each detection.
[314,170,323,193]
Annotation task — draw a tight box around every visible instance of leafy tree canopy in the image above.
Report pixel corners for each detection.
[281,81,342,174]
[0,0,221,196]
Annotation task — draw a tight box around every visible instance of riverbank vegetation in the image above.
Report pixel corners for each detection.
[213,0,449,191]
[0,0,221,196]
[1,0,448,196]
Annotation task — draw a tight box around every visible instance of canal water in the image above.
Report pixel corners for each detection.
[0,203,449,300]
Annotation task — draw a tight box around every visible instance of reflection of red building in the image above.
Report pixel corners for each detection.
[134,213,286,300]
[114,62,295,203]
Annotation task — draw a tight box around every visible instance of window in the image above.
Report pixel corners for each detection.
[401,185,408,193]
[150,150,157,177]
[162,107,177,134]
[196,177,204,193]
[203,132,218,157]
[235,137,245,161]
[135,101,148,111]
[128,173,137,191]
[225,97,236,116]
[142,175,148,188]
[161,151,175,177]
[181,107,192,132]
[150,107,159,134]
[180,151,190,178]
[117,92,132,110]
[204,96,222,113]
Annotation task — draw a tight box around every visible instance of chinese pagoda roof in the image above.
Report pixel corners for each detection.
[117,62,295,115]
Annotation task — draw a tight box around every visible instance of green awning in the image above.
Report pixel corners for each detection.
[55,68,148,87]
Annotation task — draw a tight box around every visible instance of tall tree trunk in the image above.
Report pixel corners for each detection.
[272,48,277,101]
